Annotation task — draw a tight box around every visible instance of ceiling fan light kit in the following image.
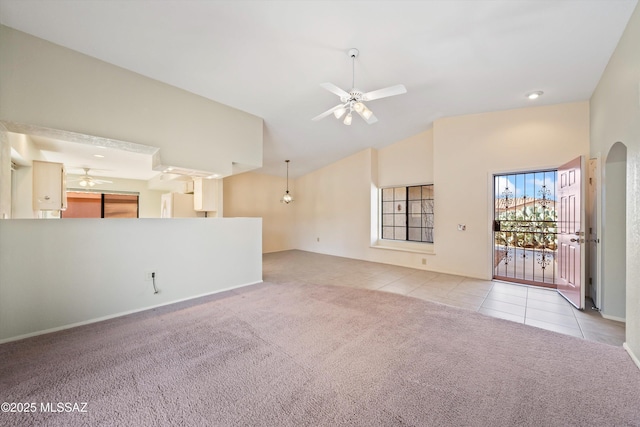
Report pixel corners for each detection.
[527,90,544,100]
[312,48,407,125]
[73,167,113,187]
[333,107,346,119]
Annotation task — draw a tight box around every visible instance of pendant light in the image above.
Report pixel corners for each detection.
[281,160,293,204]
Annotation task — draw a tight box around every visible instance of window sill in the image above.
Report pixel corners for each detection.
[370,241,435,255]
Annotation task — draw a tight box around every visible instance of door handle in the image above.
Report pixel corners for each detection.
[570,238,584,243]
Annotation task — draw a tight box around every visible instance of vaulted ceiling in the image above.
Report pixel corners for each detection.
[0,0,637,178]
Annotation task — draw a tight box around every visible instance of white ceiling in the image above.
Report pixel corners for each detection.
[0,0,637,179]
[29,135,157,180]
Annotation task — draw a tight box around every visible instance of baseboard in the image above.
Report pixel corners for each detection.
[601,313,626,323]
[0,280,263,345]
[623,343,640,371]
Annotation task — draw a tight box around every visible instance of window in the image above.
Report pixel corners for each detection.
[381,185,434,243]
[62,192,139,218]
[103,194,139,218]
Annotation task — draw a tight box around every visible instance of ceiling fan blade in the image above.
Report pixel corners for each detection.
[312,103,347,121]
[356,107,378,124]
[320,82,350,99]
[362,84,407,101]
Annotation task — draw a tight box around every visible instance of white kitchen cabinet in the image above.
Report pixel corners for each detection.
[183,180,195,194]
[193,177,218,212]
[33,160,67,211]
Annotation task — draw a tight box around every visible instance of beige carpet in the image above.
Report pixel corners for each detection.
[1,281,639,426]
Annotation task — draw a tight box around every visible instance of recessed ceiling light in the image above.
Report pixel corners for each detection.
[93,154,105,158]
[527,91,543,100]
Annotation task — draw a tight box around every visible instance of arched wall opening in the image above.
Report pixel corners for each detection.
[602,141,627,321]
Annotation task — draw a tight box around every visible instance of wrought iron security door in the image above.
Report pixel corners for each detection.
[494,171,558,287]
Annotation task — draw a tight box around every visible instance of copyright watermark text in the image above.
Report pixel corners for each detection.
[1,402,88,413]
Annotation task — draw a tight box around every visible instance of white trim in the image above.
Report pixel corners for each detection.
[370,243,435,255]
[601,313,626,323]
[487,172,496,280]
[592,153,603,309]
[580,155,587,309]
[0,280,262,345]
[623,343,640,371]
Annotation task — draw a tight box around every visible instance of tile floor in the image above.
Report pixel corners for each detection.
[264,250,626,346]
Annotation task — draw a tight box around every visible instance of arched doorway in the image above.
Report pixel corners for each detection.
[601,141,627,321]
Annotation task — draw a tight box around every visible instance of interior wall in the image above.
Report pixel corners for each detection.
[222,130,434,261]
[223,172,296,253]
[433,102,589,279]
[377,129,434,187]
[8,132,45,218]
[0,218,262,343]
[0,124,10,218]
[278,103,584,275]
[294,143,439,270]
[220,129,434,263]
[295,148,377,261]
[602,142,627,320]
[589,2,640,366]
[293,105,588,279]
[0,25,263,177]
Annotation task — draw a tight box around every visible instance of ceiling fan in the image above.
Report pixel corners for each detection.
[69,168,113,187]
[312,48,407,125]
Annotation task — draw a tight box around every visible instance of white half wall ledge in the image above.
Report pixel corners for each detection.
[0,218,262,342]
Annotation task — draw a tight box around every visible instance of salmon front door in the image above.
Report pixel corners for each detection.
[556,156,584,309]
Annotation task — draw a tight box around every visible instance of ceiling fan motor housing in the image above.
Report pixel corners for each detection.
[340,89,363,104]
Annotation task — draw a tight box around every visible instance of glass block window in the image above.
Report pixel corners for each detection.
[381,185,434,243]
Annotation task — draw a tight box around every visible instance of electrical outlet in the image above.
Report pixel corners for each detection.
[421,258,427,265]
[145,271,156,281]
[457,224,466,231]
